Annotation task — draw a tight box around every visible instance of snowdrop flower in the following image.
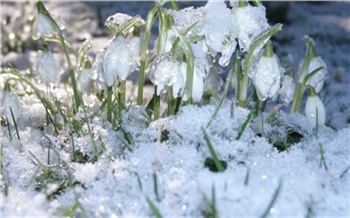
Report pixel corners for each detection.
[278,74,296,104]
[151,55,186,98]
[251,42,282,101]
[2,86,21,126]
[34,51,63,84]
[32,8,65,40]
[232,3,270,53]
[168,6,203,39]
[305,56,328,93]
[105,13,144,37]
[102,35,141,87]
[201,0,232,56]
[305,87,326,128]
[78,62,95,95]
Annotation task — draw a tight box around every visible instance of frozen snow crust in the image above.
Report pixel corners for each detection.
[1,103,349,217]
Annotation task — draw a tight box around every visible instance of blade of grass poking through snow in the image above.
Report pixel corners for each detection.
[339,165,350,179]
[137,5,158,105]
[259,180,283,218]
[146,197,163,218]
[236,101,258,140]
[36,91,60,135]
[207,53,240,128]
[238,24,282,108]
[153,172,161,202]
[81,102,99,160]
[9,107,20,140]
[37,1,81,112]
[244,168,250,186]
[202,128,225,173]
[318,143,328,171]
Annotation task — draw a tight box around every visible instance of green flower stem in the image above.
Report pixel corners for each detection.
[42,37,77,57]
[118,80,126,112]
[261,99,268,112]
[106,86,113,123]
[167,91,175,116]
[290,36,316,113]
[238,24,282,108]
[207,53,238,128]
[137,5,158,105]
[37,1,81,112]
[253,89,259,118]
[153,87,161,120]
[81,101,99,159]
[173,29,195,104]
[290,36,317,113]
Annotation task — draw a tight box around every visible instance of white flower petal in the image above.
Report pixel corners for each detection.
[305,95,326,128]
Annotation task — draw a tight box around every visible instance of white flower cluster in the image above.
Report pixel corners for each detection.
[149,0,273,103]
[93,13,142,89]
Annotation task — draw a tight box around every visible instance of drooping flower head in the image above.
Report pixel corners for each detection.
[305,86,326,128]
[150,53,186,98]
[34,50,63,84]
[250,41,283,101]
[32,2,65,40]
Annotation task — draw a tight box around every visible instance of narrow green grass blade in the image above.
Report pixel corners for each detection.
[259,180,283,218]
[244,168,250,186]
[318,143,328,171]
[146,197,163,218]
[202,128,225,173]
[9,107,20,140]
[339,165,350,179]
[236,101,258,140]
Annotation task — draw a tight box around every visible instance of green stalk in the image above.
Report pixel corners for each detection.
[167,90,175,116]
[238,24,282,108]
[173,29,195,104]
[37,1,81,112]
[207,53,238,128]
[137,5,158,105]
[106,86,113,123]
[290,36,317,113]
[153,87,161,120]
[81,101,99,160]
[118,80,126,112]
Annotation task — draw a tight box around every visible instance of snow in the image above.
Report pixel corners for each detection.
[1,1,350,217]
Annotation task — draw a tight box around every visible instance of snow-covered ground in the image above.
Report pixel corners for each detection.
[1,1,349,217]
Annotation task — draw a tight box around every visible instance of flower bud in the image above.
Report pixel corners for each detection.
[251,42,282,101]
[305,87,326,128]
